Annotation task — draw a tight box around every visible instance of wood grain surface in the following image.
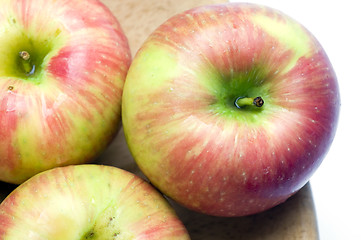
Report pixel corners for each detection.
[0,0,319,239]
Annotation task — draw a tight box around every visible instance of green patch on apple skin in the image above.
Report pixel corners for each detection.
[124,42,277,128]
[252,13,313,73]
[82,227,134,240]
[202,65,275,125]
[80,201,135,240]
[0,17,66,84]
[83,230,96,239]
[127,43,181,90]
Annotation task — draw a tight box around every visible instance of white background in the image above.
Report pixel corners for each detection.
[229,0,361,239]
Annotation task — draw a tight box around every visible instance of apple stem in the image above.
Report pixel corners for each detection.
[235,96,264,108]
[19,51,35,75]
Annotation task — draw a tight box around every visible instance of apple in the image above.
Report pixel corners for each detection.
[0,164,190,239]
[122,3,340,217]
[0,0,131,184]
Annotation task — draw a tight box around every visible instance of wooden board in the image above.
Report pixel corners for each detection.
[0,0,319,239]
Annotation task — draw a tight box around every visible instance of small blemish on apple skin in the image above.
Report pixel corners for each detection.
[8,86,14,91]
[84,231,95,239]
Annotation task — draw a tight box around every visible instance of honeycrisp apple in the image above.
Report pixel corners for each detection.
[0,165,190,239]
[122,3,340,217]
[0,0,131,184]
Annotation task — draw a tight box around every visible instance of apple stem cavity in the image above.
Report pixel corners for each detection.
[19,51,35,75]
[235,96,264,108]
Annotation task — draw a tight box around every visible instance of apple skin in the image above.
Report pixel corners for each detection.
[0,164,190,239]
[0,0,131,184]
[122,3,340,217]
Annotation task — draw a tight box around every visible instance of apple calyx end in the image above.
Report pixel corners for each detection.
[235,96,264,108]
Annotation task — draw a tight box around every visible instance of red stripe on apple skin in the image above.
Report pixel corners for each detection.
[48,44,127,85]
[47,46,121,112]
[155,122,296,215]
[132,214,190,239]
[125,179,190,238]
[0,195,16,237]
[14,0,123,31]
[0,88,20,171]
[271,50,340,159]
[149,4,293,76]
[46,41,127,124]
